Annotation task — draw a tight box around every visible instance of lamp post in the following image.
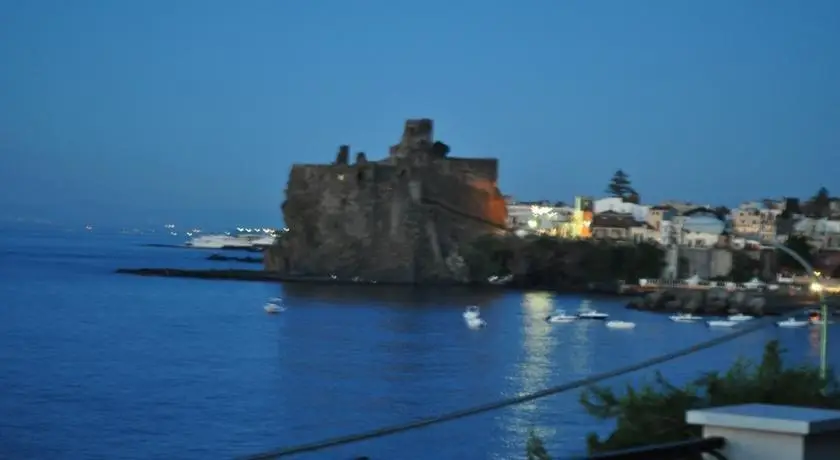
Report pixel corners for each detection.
[765,242,828,381]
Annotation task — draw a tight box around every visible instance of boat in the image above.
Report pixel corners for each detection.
[465,316,487,329]
[545,310,577,323]
[669,313,703,322]
[576,301,609,320]
[808,311,832,325]
[727,313,754,322]
[776,318,809,328]
[487,274,513,285]
[707,320,737,328]
[268,297,283,304]
[463,306,481,320]
[264,303,286,314]
[606,321,635,329]
[185,232,276,250]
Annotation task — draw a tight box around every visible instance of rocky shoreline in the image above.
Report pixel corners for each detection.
[625,287,836,316]
[206,254,262,263]
[114,268,837,317]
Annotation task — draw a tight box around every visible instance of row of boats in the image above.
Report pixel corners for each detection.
[542,301,636,329]
[669,311,829,328]
[465,300,831,331]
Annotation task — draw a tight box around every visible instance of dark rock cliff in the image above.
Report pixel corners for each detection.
[264,119,508,283]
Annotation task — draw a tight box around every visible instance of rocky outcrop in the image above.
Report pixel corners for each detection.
[626,288,827,316]
[265,119,508,284]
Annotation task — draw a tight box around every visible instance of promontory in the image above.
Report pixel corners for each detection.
[264,118,508,284]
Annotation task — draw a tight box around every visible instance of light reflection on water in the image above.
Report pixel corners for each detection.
[496,291,558,456]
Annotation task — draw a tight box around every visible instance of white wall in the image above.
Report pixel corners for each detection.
[506,203,573,231]
[594,197,649,222]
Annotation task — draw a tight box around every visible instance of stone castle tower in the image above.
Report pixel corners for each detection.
[265,119,508,283]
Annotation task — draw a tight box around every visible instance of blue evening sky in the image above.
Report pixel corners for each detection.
[1,0,838,229]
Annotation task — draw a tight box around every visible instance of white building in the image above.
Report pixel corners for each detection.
[794,217,840,251]
[593,197,649,222]
[660,214,724,248]
[505,199,573,234]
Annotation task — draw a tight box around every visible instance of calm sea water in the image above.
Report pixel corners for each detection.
[0,225,835,460]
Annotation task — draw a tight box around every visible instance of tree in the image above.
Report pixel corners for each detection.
[528,340,840,458]
[777,235,813,272]
[605,170,635,199]
[526,431,551,460]
[713,206,731,220]
[460,234,513,281]
[729,251,761,282]
[431,141,450,158]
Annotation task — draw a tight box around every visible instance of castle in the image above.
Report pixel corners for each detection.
[264,118,508,283]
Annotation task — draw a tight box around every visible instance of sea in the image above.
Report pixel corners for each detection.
[0,224,834,460]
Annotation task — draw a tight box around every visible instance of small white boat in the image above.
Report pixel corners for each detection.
[606,321,635,329]
[465,316,487,329]
[707,320,737,328]
[669,313,703,322]
[728,313,754,322]
[264,303,286,314]
[268,297,283,304]
[487,274,513,285]
[776,318,809,328]
[546,310,577,323]
[463,306,481,320]
[577,301,609,320]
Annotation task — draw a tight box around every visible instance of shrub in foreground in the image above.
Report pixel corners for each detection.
[527,340,840,458]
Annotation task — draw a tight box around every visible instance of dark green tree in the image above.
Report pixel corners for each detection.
[729,251,761,282]
[526,431,552,460]
[812,187,831,217]
[460,234,513,281]
[460,237,665,289]
[528,340,840,458]
[713,206,730,220]
[777,235,813,272]
[605,170,634,199]
[431,141,451,158]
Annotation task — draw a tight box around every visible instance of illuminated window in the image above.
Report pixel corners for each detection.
[337,174,345,181]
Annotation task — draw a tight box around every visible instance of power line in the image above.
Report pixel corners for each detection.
[238,307,808,460]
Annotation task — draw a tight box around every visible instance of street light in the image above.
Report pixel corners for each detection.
[762,242,829,381]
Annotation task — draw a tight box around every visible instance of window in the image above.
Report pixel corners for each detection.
[337,174,345,181]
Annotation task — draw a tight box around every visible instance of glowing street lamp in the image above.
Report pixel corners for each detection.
[762,243,828,381]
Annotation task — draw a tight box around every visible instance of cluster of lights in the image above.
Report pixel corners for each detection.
[235,227,275,233]
[527,205,559,230]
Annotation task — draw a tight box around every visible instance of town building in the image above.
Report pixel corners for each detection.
[504,198,573,236]
[590,211,657,243]
[732,201,781,242]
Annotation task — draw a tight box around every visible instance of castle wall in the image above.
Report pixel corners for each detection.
[278,162,425,282]
[269,119,508,284]
[444,157,499,183]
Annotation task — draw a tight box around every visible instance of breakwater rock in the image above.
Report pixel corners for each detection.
[626,288,829,316]
[207,254,262,263]
[116,268,284,282]
[116,268,388,285]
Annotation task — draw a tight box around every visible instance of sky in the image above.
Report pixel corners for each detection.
[1,0,838,229]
